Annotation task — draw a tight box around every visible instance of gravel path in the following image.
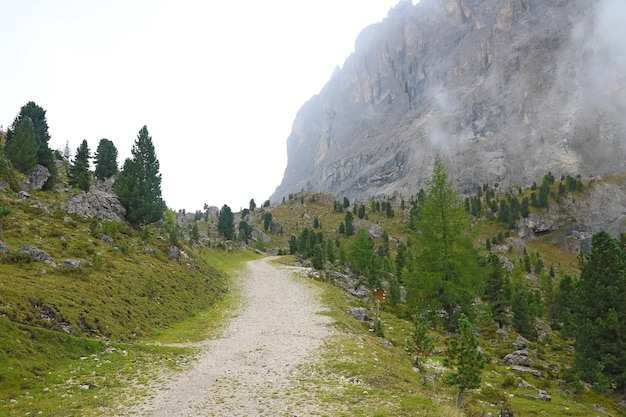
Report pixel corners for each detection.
[117,257,332,417]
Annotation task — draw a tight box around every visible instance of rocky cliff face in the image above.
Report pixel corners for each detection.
[271,0,626,202]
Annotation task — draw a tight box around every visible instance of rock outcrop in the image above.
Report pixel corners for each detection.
[272,0,626,206]
[62,179,126,222]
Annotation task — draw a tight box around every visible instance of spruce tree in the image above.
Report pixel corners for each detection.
[114,126,166,225]
[94,138,118,180]
[574,231,626,394]
[445,314,486,407]
[407,157,483,330]
[217,204,235,240]
[5,117,37,173]
[69,139,91,191]
[6,102,57,188]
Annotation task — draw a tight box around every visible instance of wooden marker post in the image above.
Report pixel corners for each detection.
[374,288,385,333]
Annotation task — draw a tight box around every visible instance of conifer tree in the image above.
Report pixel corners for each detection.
[94,138,118,180]
[69,139,92,191]
[407,157,483,330]
[217,204,235,240]
[574,231,626,394]
[114,126,166,225]
[445,314,486,408]
[6,102,57,188]
[4,117,37,173]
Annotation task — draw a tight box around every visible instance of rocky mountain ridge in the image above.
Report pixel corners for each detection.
[272,0,626,206]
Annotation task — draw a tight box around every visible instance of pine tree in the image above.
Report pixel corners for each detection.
[114,126,166,225]
[6,102,57,188]
[445,314,486,407]
[407,157,483,330]
[484,254,510,328]
[4,117,37,173]
[94,138,118,180]
[574,231,626,394]
[69,139,91,191]
[217,204,235,240]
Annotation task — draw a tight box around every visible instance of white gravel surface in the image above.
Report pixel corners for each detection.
[115,257,332,417]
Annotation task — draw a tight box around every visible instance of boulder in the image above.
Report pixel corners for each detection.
[17,245,55,265]
[168,245,180,261]
[63,189,126,222]
[504,349,532,367]
[348,307,372,321]
[251,227,270,244]
[350,283,370,299]
[0,240,9,254]
[63,259,84,268]
[511,365,543,379]
[514,335,530,350]
[20,165,50,191]
[100,234,114,245]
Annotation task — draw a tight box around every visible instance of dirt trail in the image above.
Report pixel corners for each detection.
[115,257,332,417]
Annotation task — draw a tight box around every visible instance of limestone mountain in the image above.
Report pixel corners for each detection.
[271,0,626,203]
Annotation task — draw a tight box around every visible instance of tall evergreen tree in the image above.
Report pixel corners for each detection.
[4,117,37,173]
[407,157,483,330]
[217,204,235,240]
[94,138,118,180]
[574,231,626,394]
[445,314,487,408]
[69,139,92,191]
[114,126,166,225]
[6,102,57,188]
[484,254,510,328]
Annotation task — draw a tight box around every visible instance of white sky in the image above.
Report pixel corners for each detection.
[0,0,403,212]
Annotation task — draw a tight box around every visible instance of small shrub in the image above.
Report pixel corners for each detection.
[501,375,517,389]
[1,252,34,264]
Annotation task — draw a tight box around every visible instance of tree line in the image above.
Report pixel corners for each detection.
[0,102,165,227]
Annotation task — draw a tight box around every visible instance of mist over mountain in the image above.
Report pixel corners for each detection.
[271,0,626,203]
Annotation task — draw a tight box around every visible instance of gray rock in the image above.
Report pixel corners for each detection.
[526,389,551,401]
[63,259,84,268]
[504,350,531,367]
[17,190,31,200]
[20,165,50,190]
[348,307,372,321]
[511,365,543,379]
[17,245,55,265]
[592,404,607,414]
[100,234,114,245]
[63,189,126,222]
[251,227,270,244]
[144,247,157,254]
[168,245,180,261]
[497,327,509,341]
[350,284,370,299]
[0,240,9,254]
[514,335,530,350]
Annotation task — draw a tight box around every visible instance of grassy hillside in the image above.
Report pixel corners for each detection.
[0,180,229,414]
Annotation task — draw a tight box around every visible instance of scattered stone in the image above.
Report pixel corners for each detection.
[348,307,372,321]
[497,327,509,341]
[17,190,31,200]
[0,240,8,254]
[511,365,543,378]
[169,245,180,261]
[350,283,370,299]
[504,350,531,367]
[100,234,114,245]
[592,403,607,414]
[63,216,74,223]
[514,335,530,350]
[535,320,552,343]
[63,259,84,268]
[17,245,55,265]
[144,247,157,254]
